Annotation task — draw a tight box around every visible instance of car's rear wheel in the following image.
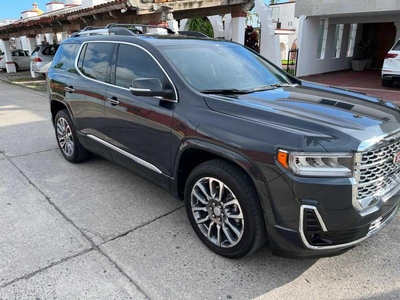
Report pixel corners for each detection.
[382,78,394,87]
[55,109,89,163]
[185,159,266,258]
[14,63,19,71]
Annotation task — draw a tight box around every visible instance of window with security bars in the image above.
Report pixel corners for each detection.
[347,24,358,57]
[316,18,329,59]
[333,24,344,58]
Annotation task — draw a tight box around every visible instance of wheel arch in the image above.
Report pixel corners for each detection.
[172,139,273,221]
[50,99,72,124]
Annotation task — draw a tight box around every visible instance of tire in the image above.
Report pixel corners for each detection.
[382,78,393,87]
[184,159,267,258]
[54,109,89,163]
[14,63,19,71]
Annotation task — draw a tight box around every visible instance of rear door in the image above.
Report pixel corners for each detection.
[13,50,30,69]
[66,42,115,141]
[12,51,22,69]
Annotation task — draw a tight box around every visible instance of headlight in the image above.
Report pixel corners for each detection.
[277,150,354,177]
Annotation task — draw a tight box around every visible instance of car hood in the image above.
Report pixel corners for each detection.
[203,81,400,151]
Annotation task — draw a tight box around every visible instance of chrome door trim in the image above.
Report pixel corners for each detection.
[87,134,162,174]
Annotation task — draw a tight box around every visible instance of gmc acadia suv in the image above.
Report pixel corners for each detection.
[47,24,400,258]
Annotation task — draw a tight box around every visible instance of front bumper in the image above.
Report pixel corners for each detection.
[264,172,400,258]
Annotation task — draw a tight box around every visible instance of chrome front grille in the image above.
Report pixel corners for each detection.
[355,136,400,210]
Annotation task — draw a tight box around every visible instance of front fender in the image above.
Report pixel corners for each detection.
[171,138,278,225]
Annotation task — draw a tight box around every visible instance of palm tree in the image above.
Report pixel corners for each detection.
[246,11,260,27]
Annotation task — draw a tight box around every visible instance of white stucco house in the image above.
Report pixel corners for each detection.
[270,1,298,61]
[295,0,400,76]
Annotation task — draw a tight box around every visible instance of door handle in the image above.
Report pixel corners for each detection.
[106,97,120,106]
[64,86,75,93]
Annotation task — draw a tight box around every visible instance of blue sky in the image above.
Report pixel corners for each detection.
[1,0,50,20]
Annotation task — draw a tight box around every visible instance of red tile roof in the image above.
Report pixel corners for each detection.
[0,0,130,32]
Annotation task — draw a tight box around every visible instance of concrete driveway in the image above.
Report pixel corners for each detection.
[0,75,399,300]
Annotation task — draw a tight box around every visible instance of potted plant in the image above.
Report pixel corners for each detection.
[352,39,369,71]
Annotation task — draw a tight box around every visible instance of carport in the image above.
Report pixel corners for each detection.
[294,0,400,77]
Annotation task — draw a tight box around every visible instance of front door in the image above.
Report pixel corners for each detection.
[105,43,176,184]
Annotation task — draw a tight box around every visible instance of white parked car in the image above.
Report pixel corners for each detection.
[0,49,30,71]
[30,44,59,75]
[382,39,400,87]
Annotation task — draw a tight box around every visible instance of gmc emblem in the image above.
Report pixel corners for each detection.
[394,152,400,164]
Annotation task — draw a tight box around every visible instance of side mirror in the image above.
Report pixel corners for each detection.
[130,78,174,99]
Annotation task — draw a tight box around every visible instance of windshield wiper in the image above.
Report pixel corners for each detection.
[200,89,253,94]
[251,83,295,92]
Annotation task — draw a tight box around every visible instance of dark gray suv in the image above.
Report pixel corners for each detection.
[47,24,400,258]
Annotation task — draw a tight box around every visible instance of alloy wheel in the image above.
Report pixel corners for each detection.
[56,117,74,157]
[190,177,244,248]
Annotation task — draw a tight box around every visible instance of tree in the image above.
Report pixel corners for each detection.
[246,11,260,27]
[187,18,214,38]
[244,26,260,53]
[270,0,281,3]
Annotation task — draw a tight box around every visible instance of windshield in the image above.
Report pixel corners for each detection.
[161,42,294,92]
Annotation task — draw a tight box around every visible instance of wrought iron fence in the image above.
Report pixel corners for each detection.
[286,48,299,76]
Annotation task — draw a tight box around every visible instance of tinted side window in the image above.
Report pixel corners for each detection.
[43,46,58,55]
[51,43,78,73]
[115,44,166,89]
[80,43,114,83]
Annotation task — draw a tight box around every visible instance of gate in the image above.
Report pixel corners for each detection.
[286,48,299,76]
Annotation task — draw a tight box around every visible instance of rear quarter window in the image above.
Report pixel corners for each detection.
[51,43,78,73]
[31,46,40,56]
[392,40,400,51]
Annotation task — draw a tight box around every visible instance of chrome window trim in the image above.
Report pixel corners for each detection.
[87,134,162,174]
[74,40,178,102]
[299,204,399,250]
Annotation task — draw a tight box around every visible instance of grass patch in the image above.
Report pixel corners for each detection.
[9,79,47,92]
[281,60,296,65]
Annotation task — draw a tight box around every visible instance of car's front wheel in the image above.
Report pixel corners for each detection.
[185,159,266,258]
[54,109,89,163]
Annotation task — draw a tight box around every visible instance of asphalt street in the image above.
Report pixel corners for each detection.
[0,74,399,299]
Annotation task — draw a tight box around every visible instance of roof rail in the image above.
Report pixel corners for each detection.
[177,31,210,38]
[71,24,210,38]
[71,27,137,37]
[106,23,176,34]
